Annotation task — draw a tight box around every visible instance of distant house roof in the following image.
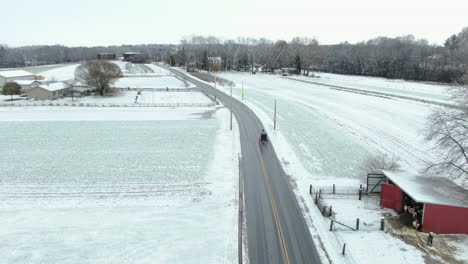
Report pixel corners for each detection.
[0,70,34,78]
[12,80,40,85]
[381,170,468,208]
[37,82,70,92]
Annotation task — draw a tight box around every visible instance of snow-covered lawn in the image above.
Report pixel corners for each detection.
[0,106,240,264]
[115,76,191,89]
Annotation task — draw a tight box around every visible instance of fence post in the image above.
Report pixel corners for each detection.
[380,217,385,231]
[427,232,434,246]
[342,243,346,255]
[309,184,312,194]
[329,206,333,217]
[322,206,326,216]
[318,189,321,199]
[359,185,362,200]
[356,218,360,230]
[329,219,334,231]
[333,184,335,194]
[315,193,318,203]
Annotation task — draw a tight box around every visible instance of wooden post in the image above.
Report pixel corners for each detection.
[359,185,362,200]
[342,243,346,255]
[427,232,434,246]
[329,219,334,231]
[273,100,277,130]
[333,184,335,194]
[329,206,333,217]
[230,86,233,131]
[309,184,312,194]
[380,217,385,231]
[356,218,360,230]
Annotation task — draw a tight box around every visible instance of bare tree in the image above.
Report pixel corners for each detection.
[75,60,122,96]
[425,81,468,183]
[359,153,400,180]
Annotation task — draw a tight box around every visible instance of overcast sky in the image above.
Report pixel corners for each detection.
[2,0,467,47]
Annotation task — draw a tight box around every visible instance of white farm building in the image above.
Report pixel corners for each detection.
[28,82,71,100]
[0,70,35,88]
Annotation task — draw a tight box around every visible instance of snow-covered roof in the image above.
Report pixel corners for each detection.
[37,82,70,92]
[12,80,39,85]
[0,70,34,78]
[381,170,468,208]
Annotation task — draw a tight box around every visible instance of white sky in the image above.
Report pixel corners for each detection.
[1,0,467,47]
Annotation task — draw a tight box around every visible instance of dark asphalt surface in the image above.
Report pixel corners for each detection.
[164,66,322,264]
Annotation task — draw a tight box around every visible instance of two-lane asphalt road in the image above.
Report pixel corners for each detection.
[164,66,322,264]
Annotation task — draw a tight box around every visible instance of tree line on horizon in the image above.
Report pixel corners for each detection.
[1,27,467,84]
[170,27,468,84]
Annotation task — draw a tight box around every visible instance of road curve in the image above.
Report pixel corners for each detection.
[164,66,322,264]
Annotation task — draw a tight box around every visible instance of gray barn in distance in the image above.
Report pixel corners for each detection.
[0,70,35,88]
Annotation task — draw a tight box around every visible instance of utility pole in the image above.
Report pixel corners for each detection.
[274,100,277,130]
[230,85,233,130]
[241,80,244,101]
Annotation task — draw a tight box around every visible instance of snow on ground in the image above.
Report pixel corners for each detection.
[216,72,436,179]
[290,72,454,105]
[37,64,80,81]
[184,69,462,263]
[115,76,190,89]
[0,106,240,264]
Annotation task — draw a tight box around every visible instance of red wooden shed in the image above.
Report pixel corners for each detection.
[380,170,468,234]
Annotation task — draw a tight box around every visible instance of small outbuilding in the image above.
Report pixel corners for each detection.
[28,82,71,100]
[97,53,117,60]
[0,70,35,87]
[378,170,468,234]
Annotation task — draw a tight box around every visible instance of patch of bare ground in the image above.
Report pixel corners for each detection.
[386,216,466,264]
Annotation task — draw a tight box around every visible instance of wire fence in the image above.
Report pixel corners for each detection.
[0,102,217,108]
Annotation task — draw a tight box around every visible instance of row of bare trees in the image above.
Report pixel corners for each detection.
[0,44,176,68]
[169,27,468,83]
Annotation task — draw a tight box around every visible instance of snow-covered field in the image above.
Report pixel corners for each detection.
[290,72,454,105]
[0,105,240,262]
[38,64,80,81]
[115,76,190,89]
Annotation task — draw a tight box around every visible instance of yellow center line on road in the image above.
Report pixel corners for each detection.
[256,143,291,264]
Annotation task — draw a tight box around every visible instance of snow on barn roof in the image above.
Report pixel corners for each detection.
[37,82,70,92]
[381,170,468,208]
[12,80,39,85]
[0,70,34,78]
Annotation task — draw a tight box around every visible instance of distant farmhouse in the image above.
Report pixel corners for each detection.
[123,52,147,63]
[0,70,35,88]
[208,57,222,71]
[28,82,71,100]
[97,53,117,60]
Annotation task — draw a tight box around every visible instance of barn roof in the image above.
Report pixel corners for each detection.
[0,70,34,78]
[37,82,70,91]
[12,80,39,85]
[381,170,468,208]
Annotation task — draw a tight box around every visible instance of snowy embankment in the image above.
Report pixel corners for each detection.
[0,106,240,264]
[184,69,466,263]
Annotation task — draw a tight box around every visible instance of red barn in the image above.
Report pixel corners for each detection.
[379,170,468,234]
